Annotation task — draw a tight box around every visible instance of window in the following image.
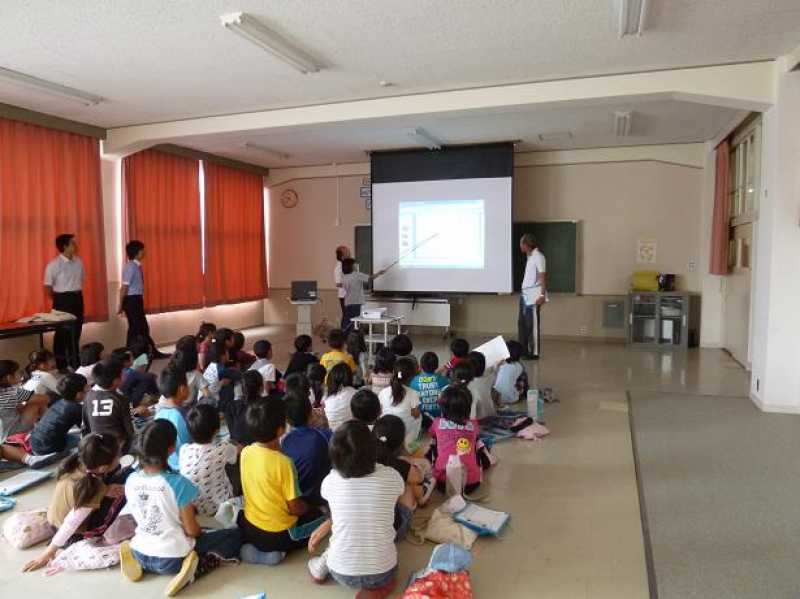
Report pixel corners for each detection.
[728,120,761,223]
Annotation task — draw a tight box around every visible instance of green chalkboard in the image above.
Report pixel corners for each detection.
[354,225,372,275]
[513,221,578,293]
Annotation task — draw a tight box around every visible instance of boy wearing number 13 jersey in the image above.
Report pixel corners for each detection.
[82,359,134,453]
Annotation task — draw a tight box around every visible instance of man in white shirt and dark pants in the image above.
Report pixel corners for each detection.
[518,233,547,360]
[43,233,85,369]
[334,245,350,317]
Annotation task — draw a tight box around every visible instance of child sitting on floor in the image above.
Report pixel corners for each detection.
[378,358,421,451]
[195,322,216,370]
[370,347,396,395]
[115,347,159,409]
[154,367,192,470]
[23,349,60,397]
[129,335,151,373]
[0,360,49,447]
[1,373,86,467]
[220,369,263,448]
[493,340,527,405]
[238,397,321,565]
[81,358,133,453]
[167,345,209,410]
[22,433,127,572]
[232,331,257,370]
[320,329,357,374]
[389,334,418,372]
[429,384,481,495]
[307,362,327,409]
[374,415,433,540]
[120,420,242,596]
[307,421,404,597]
[323,363,357,433]
[351,388,381,427]
[281,390,332,508]
[410,351,449,421]
[346,330,368,387]
[203,339,238,406]
[179,404,237,518]
[75,342,104,386]
[468,350,497,420]
[285,334,318,377]
[285,372,327,429]
[249,340,277,394]
[440,338,470,376]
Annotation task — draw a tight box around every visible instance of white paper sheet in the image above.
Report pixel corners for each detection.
[474,335,510,367]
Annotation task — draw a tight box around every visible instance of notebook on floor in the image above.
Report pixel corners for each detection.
[0,469,53,495]
[454,503,510,536]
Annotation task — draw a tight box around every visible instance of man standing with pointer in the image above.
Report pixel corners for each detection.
[519,233,546,360]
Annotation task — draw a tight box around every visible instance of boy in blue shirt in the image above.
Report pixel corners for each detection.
[155,367,191,470]
[410,352,449,424]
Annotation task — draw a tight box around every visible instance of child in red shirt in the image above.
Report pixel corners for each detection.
[440,338,470,376]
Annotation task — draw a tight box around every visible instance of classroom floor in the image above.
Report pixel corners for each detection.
[0,328,750,599]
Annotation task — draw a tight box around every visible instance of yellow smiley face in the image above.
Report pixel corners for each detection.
[456,437,471,454]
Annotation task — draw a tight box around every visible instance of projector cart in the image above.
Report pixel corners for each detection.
[351,315,405,366]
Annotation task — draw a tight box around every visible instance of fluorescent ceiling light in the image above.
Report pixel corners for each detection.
[0,66,104,106]
[220,12,320,74]
[244,142,292,160]
[538,131,572,143]
[614,111,633,137]
[617,0,648,37]
[408,127,442,150]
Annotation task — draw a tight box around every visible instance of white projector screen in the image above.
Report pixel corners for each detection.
[372,177,513,293]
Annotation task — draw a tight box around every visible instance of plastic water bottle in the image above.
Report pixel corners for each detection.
[445,454,465,497]
[537,394,545,423]
[526,389,539,418]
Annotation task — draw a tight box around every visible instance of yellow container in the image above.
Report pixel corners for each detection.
[632,271,659,292]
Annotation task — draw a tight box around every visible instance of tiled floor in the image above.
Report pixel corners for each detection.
[0,328,750,598]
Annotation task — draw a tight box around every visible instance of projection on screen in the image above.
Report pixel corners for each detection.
[398,200,485,270]
[371,144,514,294]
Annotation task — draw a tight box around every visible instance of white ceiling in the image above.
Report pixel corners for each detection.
[2,0,799,128]
[180,98,741,167]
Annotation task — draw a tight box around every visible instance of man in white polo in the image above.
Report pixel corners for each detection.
[44,233,85,369]
[518,233,547,360]
[334,245,351,317]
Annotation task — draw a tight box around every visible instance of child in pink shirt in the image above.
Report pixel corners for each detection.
[429,384,481,495]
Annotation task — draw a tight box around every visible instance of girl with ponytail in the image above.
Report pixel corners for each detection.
[23,433,123,572]
[22,349,59,396]
[377,358,421,451]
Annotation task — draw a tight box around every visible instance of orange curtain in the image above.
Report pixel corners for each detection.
[0,118,108,322]
[203,162,267,306]
[709,140,731,275]
[123,149,203,313]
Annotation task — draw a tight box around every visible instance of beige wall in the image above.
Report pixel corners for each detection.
[0,158,264,364]
[265,152,704,340]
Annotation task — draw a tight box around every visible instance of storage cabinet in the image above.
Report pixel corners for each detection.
[628,292,700,348]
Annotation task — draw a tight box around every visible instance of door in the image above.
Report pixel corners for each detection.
[723,223,753,368]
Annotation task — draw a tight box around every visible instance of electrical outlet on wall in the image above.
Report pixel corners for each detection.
[688,260,696,272]
[579,325,589,336]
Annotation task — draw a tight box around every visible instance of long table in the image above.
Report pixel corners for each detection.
[0,320,77,366]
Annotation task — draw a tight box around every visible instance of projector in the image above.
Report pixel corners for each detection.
[361,307,387,319]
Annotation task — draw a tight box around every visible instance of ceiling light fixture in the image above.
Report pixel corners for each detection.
[0,66,104,106]
[614,111,633,137]
[617,0,648,37]
[220,12,320,74]
[408,127,442,150]
[244,142,292,160]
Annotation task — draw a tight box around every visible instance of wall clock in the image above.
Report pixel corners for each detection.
[280,188,299,209]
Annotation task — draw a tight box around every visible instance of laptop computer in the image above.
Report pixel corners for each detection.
[291,280,318,301]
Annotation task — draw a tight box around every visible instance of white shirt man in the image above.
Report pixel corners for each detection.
[518,235,547,359]
[44,234,85,368]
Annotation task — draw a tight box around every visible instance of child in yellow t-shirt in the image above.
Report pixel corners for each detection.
[238,396,322,565]
[319,329,356,374]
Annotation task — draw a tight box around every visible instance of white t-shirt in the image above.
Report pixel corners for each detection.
[75,363,97,387]
[494,362,525,404]
[334,262,345,299]
[521,248,547,306]
[468,373,497,420]
[125,470,198,559]
[23,370,60,396]
[179,441,238,517]
[378,385,421,448]
[321,465,404,577]
[324,387,357,432]
[249,358,276,383]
